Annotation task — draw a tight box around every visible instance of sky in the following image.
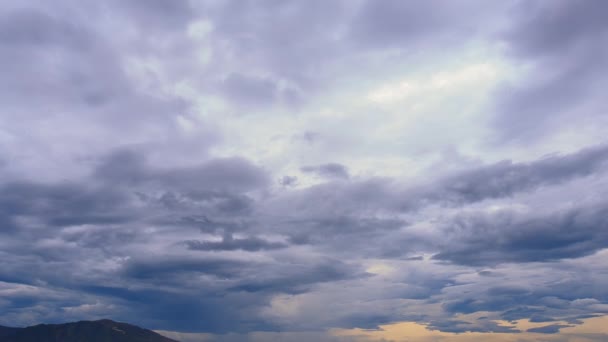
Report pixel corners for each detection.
[1,0,608,341]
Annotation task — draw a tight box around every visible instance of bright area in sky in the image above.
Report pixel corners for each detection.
[1,0,608,341]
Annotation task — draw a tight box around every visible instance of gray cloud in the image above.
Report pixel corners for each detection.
[0,181,133,232]
[184,234,287,252]
[427,319,519,334]
[0,9,88,48]
[219,73,288,108]
[121,257,250,281]
[116,0,195,30]
[504,0,608,59]
[429,144,608,205]
[433,201,608,265]
[527,324,571,334]
[0,7,126,110]
[201,0,350,92]
[492,0,608,142]
[95,149,269,193]
[279,175,298,187]
[2,0,608,337]
[349,0,501,49]
[301,163,350,180]
[3,142,608,333]
[228,258,367,294]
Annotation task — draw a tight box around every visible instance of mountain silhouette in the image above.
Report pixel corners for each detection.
[0,319,178,342]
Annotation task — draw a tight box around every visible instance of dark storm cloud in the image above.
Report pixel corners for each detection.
[281,215,406,250]
[492,0,608,142]
[286,144,608,218]
[0,147,269,233]
[443,286,535,315]
[124,255,365,298]
[0,143,278,327]
[260,145,608,261]
[501,307,548,322]
[0,181,132,232]
[3,143,608,332]
[232,258,368,294]
[527,324,570,334]
[433,201,608,265]
[430,144,608,205]
[122,257,250,281]
[84,257,367,331]
[0,145,377,332]
[93,149,268,219]
[427,319,519,333]
[77,285,276,333]
[438,280,608,329]
[60,226,138,250]
[272,144,608,229]
[301,163,350,180]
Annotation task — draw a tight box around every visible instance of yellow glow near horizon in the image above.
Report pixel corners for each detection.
[332,315,608,341]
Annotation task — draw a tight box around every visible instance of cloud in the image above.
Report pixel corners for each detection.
[219,73,285,108]
[200,0,350,90]
[3,142,608,333]
[2,0,608,338]
[432,201,608,265]
[117,0,195,30]
[349,0,501,49]
[0,181,132,232]
[491,0,608,142]
[429,144,608,205]
[95,149,270,193]
[527,324,570,334]
[333,316,608,341]
[279,175,298,187]
[184,234,287,252]
[301,163,350,180]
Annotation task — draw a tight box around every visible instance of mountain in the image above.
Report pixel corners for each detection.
[0,319,178,342]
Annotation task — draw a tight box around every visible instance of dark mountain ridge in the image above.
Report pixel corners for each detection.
[0,319,178,342]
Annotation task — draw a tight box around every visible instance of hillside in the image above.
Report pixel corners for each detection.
[0,319,178,342]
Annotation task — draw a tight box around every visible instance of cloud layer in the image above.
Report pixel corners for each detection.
[1,0,607,341]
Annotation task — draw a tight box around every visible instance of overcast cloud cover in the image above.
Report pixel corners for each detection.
[1,0,608,341]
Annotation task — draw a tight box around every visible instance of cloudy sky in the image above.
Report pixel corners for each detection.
[1,0,608,341]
